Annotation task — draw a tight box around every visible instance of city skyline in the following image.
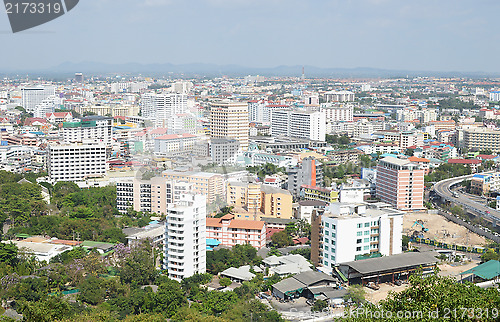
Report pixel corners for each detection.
[0,0,499,73]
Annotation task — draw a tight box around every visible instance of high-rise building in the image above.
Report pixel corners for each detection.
[271,109,326,141]
[75,73,84,84]
[209,100,249,151]
[21,86,56,113]
[140,93,187,127]
[164,194,206,281]
[287,157,323,198]
[47,143,107,183]
[62,116,113,146]
[311,202,404,272]
[162,170,224,204]
[375,156,424,210]
[464,128,500,153]
[116,177,193,214]
[320,103,354,123]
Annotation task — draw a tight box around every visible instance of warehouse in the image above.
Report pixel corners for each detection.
[338,251,439,285]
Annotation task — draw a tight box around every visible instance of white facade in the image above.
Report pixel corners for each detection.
[319,203,404,273]
[141,92,187,127]
[34,95,61,118]
[21,86,56,113]
[47,143,107,183]
[164,194,206,281]
[62,116,113,146]
[320,104,354,122]
[271,109,326,141]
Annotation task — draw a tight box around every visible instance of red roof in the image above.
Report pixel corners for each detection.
[477,154,496,160]
[293,237,309,245]
[447,159,481,164]
[266,228,283,239]
[150,128,168,135]
[156,133,196,140]
[46,112,71,118]
[408,156,430,163]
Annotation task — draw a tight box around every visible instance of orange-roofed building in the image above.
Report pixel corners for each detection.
[408,156,431,174]
[206,214,266,249]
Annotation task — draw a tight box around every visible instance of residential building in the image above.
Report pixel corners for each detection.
[320,103,354,122]
[210,100,249,151]
[271,109,326,141]
[312,202,404,273]
[141,92,187,127]
[164,194,206,281]
[300,185,339,203]
[47,143,107,183]
[323,90,355,102]
[116,177,193,214]
[287,157,323,198]
[295,200,327,224]
[163,170,224,204]
[206,214,266,249]
[153,133,197,155]
[464,128,500,153]
[226,182,293,220]
[62,116,113,146]
[21,86,56,113]
[375,156,425,210]
[209,138,240,165]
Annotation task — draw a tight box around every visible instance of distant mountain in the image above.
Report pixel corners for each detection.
[0,61,495,79]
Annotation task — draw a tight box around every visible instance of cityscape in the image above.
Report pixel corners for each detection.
[1,1,500,322]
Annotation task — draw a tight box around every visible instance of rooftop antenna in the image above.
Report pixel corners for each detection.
[301,66,305,81]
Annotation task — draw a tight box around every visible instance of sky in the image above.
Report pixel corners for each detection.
[0,0,499,73]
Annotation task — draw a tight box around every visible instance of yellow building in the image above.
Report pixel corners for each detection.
[163,170,224,203]
[209,100,249,151]
[300,184,339,203]
[227,182,293,220]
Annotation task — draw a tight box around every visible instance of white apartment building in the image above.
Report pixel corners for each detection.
[141,93,187,127]
[271,109,326,141]
[164,194,206,281]
[248,100,289,124]
[47,143,107,183]
[21,86,56,113]
[323,90,355,102]
[153,133,197,156]
[34,95,61,118]
[318,203,404,273]
[62,116,113,146]
[320,103,354,122]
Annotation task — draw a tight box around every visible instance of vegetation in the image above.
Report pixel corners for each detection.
[424,164,472,183]
[246,163,285,181]
[270,231,293,248]
[342,272,500,321]
[206,244,262,274]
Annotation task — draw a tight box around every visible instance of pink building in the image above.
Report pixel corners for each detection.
[206,214,266,249]
[376,156,425,211]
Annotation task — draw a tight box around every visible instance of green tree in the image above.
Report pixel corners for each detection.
[311,299,328,312]
[0,242,18,266]
[20,296,74,322]
[219,277,232,287]
[79,276,106,305]
[271,231,293,248]
[344,284,366,305]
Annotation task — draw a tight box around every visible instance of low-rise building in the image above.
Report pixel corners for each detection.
[206,214,266,249]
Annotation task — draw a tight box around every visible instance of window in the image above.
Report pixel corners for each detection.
[324,245,329,251]
[324,254,328,259]
[324,238,329,243]
[324,260,328,265]
[364,238,369,243]
[364,230,370,235]
[357,223,362,229]
[364,223,370,227]
[325,223,329,228]
[356,239,362,244]
[331,240,335,245]
[364,245,369,251]
[356,246,361,251]
[325,231,329,236]
[357,231,362,236]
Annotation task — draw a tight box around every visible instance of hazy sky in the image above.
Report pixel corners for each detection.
[1,0,499,72]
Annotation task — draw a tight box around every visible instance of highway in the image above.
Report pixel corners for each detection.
[432,173,500,224]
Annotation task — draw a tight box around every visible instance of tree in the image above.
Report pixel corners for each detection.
[311,299,328,312]
[344,272,500,321]
[79,276,106,305]
[0,242,18,266]
[119,240,157,286]
[271,231,293,248]
[20,296,74,322]
[344,284,366,304]
[219,277,232,288]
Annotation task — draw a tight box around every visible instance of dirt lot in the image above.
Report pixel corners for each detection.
[403,212,486,246]
[364,283,409,304]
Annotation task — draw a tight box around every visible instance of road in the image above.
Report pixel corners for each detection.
[432,173,500,224]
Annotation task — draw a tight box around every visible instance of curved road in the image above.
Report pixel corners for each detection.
[433,173,500,224]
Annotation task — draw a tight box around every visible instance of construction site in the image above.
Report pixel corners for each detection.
[403,211,487,247]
